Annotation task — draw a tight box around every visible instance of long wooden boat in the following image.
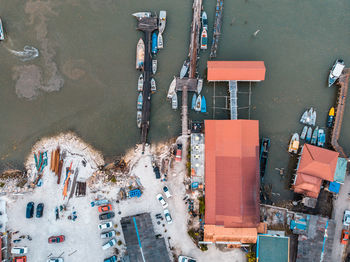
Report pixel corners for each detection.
[260,138,270,180]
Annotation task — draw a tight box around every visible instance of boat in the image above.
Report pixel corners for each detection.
[0,18,4,41]
[171,93,178,110]
[201,11,208,29]
[151,78,156,93]
[304,107,313,125]
[157,33,163,49]
[300,110,308,124]
[197,79,203,94]
[152,60,157,75]
[317,129,325,147]
[306,127,312,143]
[194,95,201,112]
[311,126,318,145]
[138,74,144,91]
[201,96,207,113]
[136,38,145,70]
[328,59,345,87]
[158,11,167,34]
[288,133,299,154]
[300,126,308,140]
[132,12,151,19]
[259,138,270,180]
[180,59,190,79]
[152,32,158,54]
[167,77,176,99]
[191,93,197,109]
[137,92,143,110]
[327,107,335,127]
[200,28,208,50]
[137,111,142,128]
[311,110,316,126]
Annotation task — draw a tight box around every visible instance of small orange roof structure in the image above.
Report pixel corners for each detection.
[204,120,261,244]
[293,144,339,199]
[207,61,266,82]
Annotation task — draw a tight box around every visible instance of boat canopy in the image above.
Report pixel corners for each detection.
[333,63,345,77]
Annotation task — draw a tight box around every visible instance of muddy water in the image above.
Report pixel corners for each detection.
[1,0,350,202]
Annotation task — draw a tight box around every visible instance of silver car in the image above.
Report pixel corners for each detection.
[100,230,116,239]
[102,238,117,250]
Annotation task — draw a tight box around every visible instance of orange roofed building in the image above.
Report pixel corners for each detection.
[204,120,266,246]
[293,144,339,199]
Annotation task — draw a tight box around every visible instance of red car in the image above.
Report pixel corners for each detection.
[341,229,349,245]
[175,144,182,162]
[48,235,65,243]
[98,204,112,213]
[13,257,27,262]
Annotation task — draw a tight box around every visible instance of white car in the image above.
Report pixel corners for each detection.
[102,238,117,250]
[100,230,116,239]
[47,258,64,262]
[98,221,113,230]
[163,186,172,198]
[178,255,196,262]
[11,246,28,254]
[343,210,350,226]
[164,209,173,224]
[156,194,168,209]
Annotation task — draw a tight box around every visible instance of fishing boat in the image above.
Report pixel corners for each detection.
[197,79,203,94]
[327,107,335,127]
[167,77,176,99]
[171,93,178,110]
[132,12,151,19]
[300,126,308,140]
[151,78,156,93]
[311,126,318,145]
[137,111,142,128]
[158,11,167,34]
[260,138,270,179]
[311,110,316,126]
[317,129,325,147]
[191,93,197,109]
[194,95,201,112]
[152,60,157,75]
[0,18,4,41]
[300,110,308,124]
[137,92,143,110]
[138,74,144,91]
[201,96,207,113]
[306,127,312,143]
[157,34,163,49]
[288,133,299,154]
[152,32,158,54]
[136,38,145,70]
[304,108,313,125]
[201,11,208,29]
[200,28,208,50]
[328,59,345,87]
[180,59,190,79]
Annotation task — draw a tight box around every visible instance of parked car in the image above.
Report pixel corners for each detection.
[36,203,44,218]
[11,247,28,255]
[343,210,350,226]
[98,204,112,213]
[163,186,172,198]
[102,238,117,250]
[175,144,182,162]
[13,257,27,262]
[178,255,196,262]
[163,209,173,224]
[100,230,116,239]
[152,162,161,179]
[26,202,34,218]
[98,221,113,230]
[104,255,117,262]
[48,235,65,243]
[47,258,63,262]
[156,194,168,209]
[341,229,350,245]
[99,212,115,220]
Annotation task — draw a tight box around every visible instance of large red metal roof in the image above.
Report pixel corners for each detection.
[205,120,260,228]
[207,61,266,81]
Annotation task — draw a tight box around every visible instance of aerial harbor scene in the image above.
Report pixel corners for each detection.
[1,0,350,261]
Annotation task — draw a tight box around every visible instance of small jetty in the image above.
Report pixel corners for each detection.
[175,77,199,92]
[209,0,224,58]
[331,68,350,159]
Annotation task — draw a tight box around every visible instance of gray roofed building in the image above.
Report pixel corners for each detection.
[121,212,170,262]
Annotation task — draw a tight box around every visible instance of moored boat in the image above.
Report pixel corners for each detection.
[311,110,316,126]
[151,78,156,93]
[152,60,157,75]
[180,59,189,79]
[132,12,151,19]
[167,77,176,99]
[136,38,145,70]
[191,93,197,109]
[158,11,167,34]
[300,110,308,124]
[200,28,208,50]
[171,93,178,110]
[137,92,143,110]
[317,129,325,147]
[194,94,201,112]
[138,74,144,92]
[305,107,313,125]
[201,96,207,113]
[197,78,203,94]
[328,59,345,87]
[0,18,4,41]
[201,11,208,29]
[306,127,312,143]
[327,107,335,127]
[311,126,318,145]
[260,138,270,180]
[137,111,142,128]
[157,33,163,49]
[288,133,299,154]
[300,126,308,140]
[152,32,158,54]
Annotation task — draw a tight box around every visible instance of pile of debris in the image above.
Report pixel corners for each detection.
[0,169,29,193]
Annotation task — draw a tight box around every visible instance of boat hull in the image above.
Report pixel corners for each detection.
[200,96,206,113]
[194,95,201,112]
[306,127,312,143]
[137,93,143,110]
[260,138,270,180]
[180,60,189,79]
[191,93,197,109]
[138,74,144,92]
[137,111,142,128]
[0,18,4,41]
[136,38,145,70]
[152,32,158,54]
[167,77,176,99]
[172,93,178,110]
[152,60,157,75]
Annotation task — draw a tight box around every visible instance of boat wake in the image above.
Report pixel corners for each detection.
[7,45,39,61]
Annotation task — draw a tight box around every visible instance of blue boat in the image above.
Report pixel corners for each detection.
[317,129,325,147]
[201,96,207,113]
[191,93,197,109]
[311,126,318,145]
[306,127,312,143]
[152,32,158,54]
[137,92,143,110]
[259,138,270,180]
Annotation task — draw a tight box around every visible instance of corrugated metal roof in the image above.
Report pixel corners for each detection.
[207,61,266,81]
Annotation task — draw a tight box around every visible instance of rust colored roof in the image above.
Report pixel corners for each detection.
[205,120,260,229]
[204,225,259,244]
[207,61,266,81]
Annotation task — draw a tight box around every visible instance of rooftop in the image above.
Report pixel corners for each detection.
[257,235,290,262]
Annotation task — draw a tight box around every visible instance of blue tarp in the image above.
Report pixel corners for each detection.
[329,181,341,194]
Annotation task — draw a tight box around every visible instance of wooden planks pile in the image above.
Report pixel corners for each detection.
[75,182,86,197]
[50,147,64,184]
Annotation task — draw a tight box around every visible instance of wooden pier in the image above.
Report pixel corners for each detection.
[175,77,199,92]
[209,0,224,58]
[331,68,350,159]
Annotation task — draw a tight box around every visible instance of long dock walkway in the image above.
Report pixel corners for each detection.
[331,68,350,159]
[209,0,224,58]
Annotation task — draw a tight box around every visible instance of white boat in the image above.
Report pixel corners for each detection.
[305,107,313,125]
[138,74,143,92]
[328,59,345,87]
[158,11,167,34]
[157,33,163,49]
[151,78,156,93]
[180,59,189,79]
[171,93,178,110]
[152,60,157,75]
[201,11,208,29]
[311,110,316,126]
[300,126,308,140]
[136,38,145,70]
[197,79,203,94]
[0,18,4,41]
[137,111,142,128]
[300,110,308,124]
[200,28,208,50]
[194,94,201,112]
[167,77,176,99]
[288,133,299,154]
[132,12,151,19]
